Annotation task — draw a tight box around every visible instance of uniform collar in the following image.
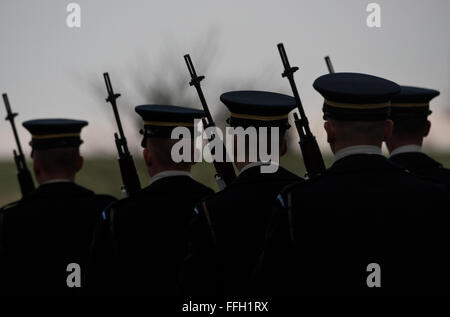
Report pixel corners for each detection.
[40,179,73,185]
[334,145,382,162]
[149,170,192,185]
[390,144,422,157]
[239,161,279,175]
[239,161,267,174]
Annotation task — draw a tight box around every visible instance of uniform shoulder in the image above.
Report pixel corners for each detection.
[91,193,118,209]
[384,166,448,194]
[0,190,41,215]
[69,183,117,205]
[103,183,175,209]
[277,166,304,181]
[94,193,118,203]
[279,170,327,195]
[0,199,22,213]
[204,166,303,201]
[397,166,434,181]
[437,165,450,174]
[105,189,146,211]
[186,177,215,195]
[201,186,228,205]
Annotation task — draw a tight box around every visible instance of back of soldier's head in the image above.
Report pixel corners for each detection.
[135,104,205,172]
[22,118,87,181]
[145,137,193,170]
[391,117,429,139]
[389,86,439,140]
[220,90,296,161]
[329,119,387,145]
[33,147,81,174]
[313,72,400,148]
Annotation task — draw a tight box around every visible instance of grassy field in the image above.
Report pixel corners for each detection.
[1,152,450,206]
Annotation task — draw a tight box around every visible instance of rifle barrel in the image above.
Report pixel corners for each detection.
[102,72,141,195]
[3,93,35,195]
[277,43,326,178]
[103,73,127,143]
[324,56,335,74]
[183,54,214,125]
[277,43,312,137]
[3,93,26,161]
[183,53,236,187]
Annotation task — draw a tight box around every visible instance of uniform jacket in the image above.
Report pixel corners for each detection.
[186,164,302,296]
[0,182,116,295]
[88,175,213,296]
[264,154,449,296]
[389,152,450,190]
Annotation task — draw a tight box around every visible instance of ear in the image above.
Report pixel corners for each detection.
[423,120,431,137]
[383,119,394,141]
[233,135,239,162]
[280,137,288,157]
[324,121,334,144]
[384,131,393,152]
[143,148,152,167]
[76,155,84,173]
[33,154,41,177]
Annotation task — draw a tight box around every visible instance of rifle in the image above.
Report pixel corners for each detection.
[277,43,326,178]
[184,54,236,189]
[3,93,35,196]
[324,56,335,74]
[103,72,141,196]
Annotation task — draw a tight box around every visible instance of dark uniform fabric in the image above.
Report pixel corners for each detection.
[0,182,116,295]
[88,175,213,296]
[390,152,450,190]
[387,85,448,190]
[185,165,302,296]
[264,154,449,296]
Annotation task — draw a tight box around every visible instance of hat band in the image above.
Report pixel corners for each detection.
[391,102,429,108]
[230,112,288,121]
[144,121,195,127]
[32,132,80,140]
[325,99,390,109]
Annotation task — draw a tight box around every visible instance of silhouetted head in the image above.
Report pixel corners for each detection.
[386,86,439,152]
[22,118,87,184]
[313,72,400,153]
[32,148,83,183]
[135,104,205,177]
[220,90,295,171]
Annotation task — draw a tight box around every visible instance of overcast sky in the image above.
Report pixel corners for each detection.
[1,0,449,158]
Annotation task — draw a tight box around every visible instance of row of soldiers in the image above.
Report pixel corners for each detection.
[0,71,449,297]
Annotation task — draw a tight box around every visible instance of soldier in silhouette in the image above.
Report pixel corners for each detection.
[88,105,214,296]
[386,86,450,190]
[0,119,116,295]
[185,91,303,296]
[264,73,448,296]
